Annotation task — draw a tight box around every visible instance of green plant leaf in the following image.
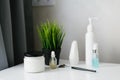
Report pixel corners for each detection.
[36,20,65,50]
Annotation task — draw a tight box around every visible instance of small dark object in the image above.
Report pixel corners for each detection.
[71,66,96,72]
[58,64,66,68]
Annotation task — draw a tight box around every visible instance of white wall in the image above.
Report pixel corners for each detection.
[33,0,120,63]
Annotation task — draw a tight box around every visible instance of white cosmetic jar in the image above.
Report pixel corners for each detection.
[24,51,45,73]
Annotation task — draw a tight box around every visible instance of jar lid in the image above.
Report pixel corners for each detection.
[24,51,43,57]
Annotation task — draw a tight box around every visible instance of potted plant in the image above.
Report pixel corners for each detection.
[37,20,65,65]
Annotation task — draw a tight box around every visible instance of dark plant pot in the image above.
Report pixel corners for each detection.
[42,48,61,65]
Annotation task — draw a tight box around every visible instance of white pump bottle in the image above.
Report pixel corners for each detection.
[85,18,94,67]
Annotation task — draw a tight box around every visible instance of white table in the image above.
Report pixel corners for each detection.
[0,60,120,80]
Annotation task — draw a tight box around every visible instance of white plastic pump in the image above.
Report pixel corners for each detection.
[87,18,93,32]
[85,17,95,67]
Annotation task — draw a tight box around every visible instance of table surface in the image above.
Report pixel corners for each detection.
[0,60,120,80]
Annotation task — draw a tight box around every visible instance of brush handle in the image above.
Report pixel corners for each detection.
[71,66,96,72]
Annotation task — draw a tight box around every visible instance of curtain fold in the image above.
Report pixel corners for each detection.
[24,0,34,51]
[0,25,8,70]
[0,0,14,67]
[10,0,27,65]
[0,0,33,68]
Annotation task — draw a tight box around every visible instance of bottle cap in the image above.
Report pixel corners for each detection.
[24,51,43,57]
[93,43,98,50]
[51,51,55,57]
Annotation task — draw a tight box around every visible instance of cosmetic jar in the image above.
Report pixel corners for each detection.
[24,51,45,73]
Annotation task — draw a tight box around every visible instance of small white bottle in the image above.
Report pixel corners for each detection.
[92,43,99,69]
[69,40,79,66]
[85,18,94,67]
[49,51,57,69]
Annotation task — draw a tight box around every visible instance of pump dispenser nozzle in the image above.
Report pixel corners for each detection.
[87,17,98,32]
[87,18,93,32]
[89,18,92,25]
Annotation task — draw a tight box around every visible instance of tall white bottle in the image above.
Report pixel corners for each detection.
[85,18,94,67]
[69,40,79,66]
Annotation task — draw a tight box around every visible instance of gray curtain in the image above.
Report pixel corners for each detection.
[0,0,33,69]
[0,0,14,67]
[0,25,8,70]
